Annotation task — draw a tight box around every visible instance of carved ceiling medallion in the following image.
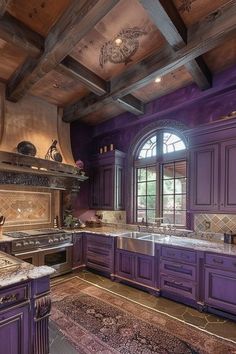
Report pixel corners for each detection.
[178,0,196,13]
[99,27,147,68]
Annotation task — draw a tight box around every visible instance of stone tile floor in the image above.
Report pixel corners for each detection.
[50,269,236,353]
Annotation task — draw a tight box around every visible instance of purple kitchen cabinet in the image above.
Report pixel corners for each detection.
[220,139,236,211]
[205,267,236,315]
[90,167,100,208]
[85,233,115,275]
[89,150,126,210]
[160,246,197,303]
[190,144,219,211]
[72,233,84,269]
[0,303,30,354]
[115,250,155,288]
[135,254,155,287]
[116,250,135,280]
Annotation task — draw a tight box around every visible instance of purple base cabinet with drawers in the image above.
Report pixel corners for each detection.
[84,233,115,277]
[157,245,199,308]
[0,275,51,354]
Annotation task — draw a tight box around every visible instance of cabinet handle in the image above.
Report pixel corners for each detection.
[213,258,223,264]
[167,252,175,257]
[168,280,183,286]
[181,253,190,259]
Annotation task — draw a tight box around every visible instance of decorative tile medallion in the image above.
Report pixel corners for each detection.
[99,27,147,68]
[0,189,51,227]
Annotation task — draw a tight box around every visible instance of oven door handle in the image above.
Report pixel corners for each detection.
[38,243,73,252]
[14,249,41,256]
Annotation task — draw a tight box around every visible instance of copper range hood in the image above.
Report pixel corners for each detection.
[0,86,87,191]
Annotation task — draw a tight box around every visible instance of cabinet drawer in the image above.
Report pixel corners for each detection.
[0,283,30,310]
[161,247,196,264]
[161,275,196,300]
[86,234,113,247]
[160,260,196,281]
[205,253,236,272]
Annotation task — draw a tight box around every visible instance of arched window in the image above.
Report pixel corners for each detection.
[134,130,187,227]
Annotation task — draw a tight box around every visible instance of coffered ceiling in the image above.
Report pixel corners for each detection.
[0,0,235,125]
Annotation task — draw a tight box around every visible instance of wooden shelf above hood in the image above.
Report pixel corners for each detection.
[0,151,88,191]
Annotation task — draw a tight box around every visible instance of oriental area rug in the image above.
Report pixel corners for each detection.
[51,277,236,354]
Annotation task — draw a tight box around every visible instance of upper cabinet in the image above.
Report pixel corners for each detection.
[190,144,219,211]
[220,140,236,211]
[188,120,236,212]
[89,150,126,210]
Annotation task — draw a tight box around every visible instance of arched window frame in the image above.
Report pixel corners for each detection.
[133,128,188,227]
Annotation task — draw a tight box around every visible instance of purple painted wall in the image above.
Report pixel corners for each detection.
[70,64,236,216]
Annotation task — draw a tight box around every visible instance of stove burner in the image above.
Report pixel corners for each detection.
[4,228,66,238]
[4,231,31,238]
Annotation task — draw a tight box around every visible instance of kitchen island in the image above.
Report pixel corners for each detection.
[0,251,54,354]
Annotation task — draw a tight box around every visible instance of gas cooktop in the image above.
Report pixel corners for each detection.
[4,228,66,238]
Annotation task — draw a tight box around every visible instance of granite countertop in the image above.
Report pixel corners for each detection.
[0,251,55,288]
[1,226,236,256]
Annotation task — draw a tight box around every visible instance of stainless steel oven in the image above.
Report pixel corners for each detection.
[10,230,74,278]
[38,243,73,277]
[14,249,40,266]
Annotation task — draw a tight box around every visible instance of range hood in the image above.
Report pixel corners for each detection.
[0,85,87,191]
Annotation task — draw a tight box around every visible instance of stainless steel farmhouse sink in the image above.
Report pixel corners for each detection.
[116,232,165,256]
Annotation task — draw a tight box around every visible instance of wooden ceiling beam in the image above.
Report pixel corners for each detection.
[116,94,145,115]
[0,0,12,16]
[138,0,212,90]
[56,56,109,96]
[63,92,145,121]
[0,13,44,57]
[7,0,120,101]
[64,1,236,122]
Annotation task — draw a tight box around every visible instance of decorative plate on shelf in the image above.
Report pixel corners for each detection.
[17,141,37,156]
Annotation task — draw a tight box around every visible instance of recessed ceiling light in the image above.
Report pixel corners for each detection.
[155,77,162,83]
[115,37,122,45]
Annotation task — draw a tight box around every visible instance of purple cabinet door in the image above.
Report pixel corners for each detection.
[135,254,155,287]
[72,234,83,269]
[116,250,135,279]
[190,144,219,211]
[205,267,236,314]
[220,140,236,211]
[101,166,114,209]
[0,304,30,354]
[115,165,125,210]
[90,167,100,208]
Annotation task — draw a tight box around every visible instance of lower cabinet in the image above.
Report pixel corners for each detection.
[85,234,115,275]
[160,246,197,302]
[204,253,236,315]
[72,233,84,269]
[115,250,155,288]
[0,303,30,354]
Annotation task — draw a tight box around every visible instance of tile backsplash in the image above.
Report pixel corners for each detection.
[97,210,126,224]
[194,214,236,233]
[0,188,52,228]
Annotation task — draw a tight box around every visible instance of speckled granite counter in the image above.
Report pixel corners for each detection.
[71,228,236,256]
[0,251,54,288]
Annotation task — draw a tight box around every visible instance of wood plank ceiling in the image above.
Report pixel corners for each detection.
[0,0,235,125]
